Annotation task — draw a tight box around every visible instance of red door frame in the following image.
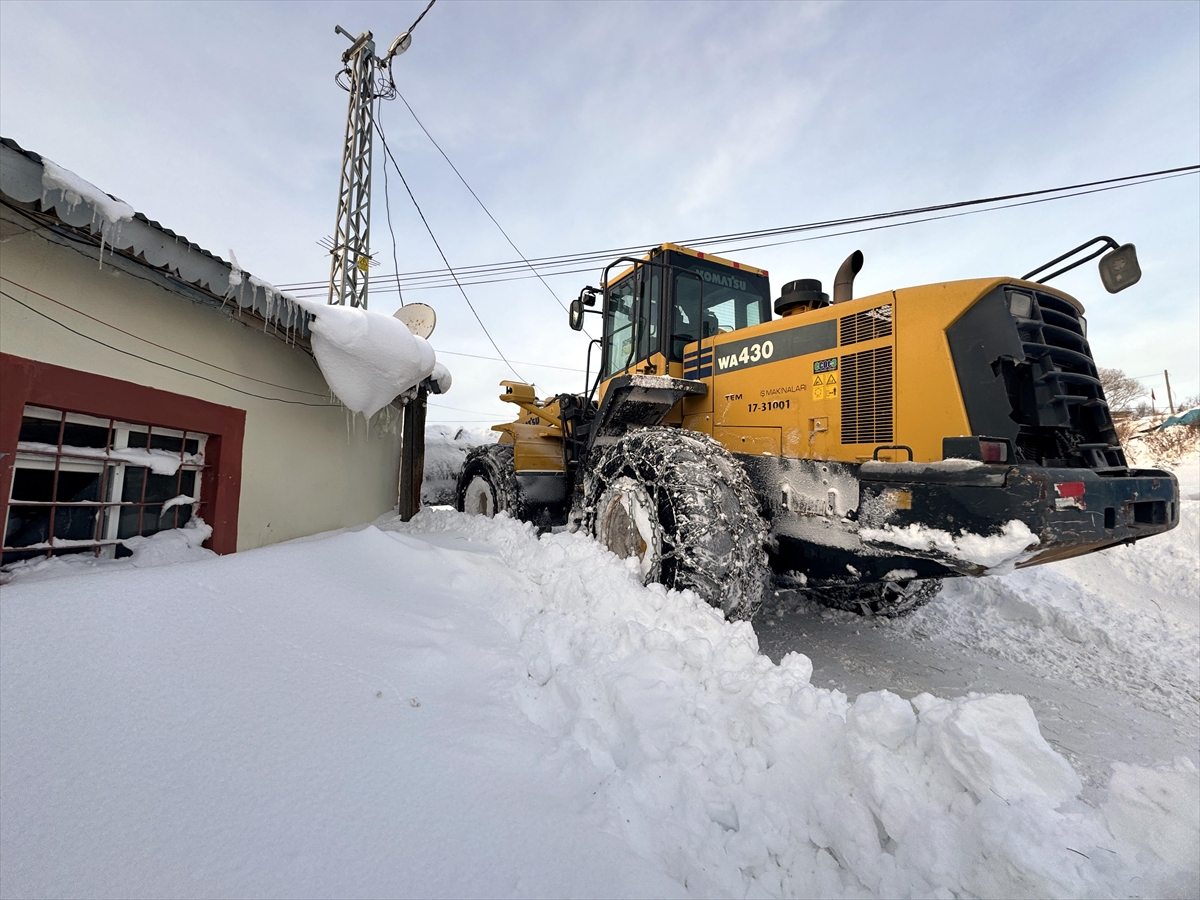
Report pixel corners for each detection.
[1,353,244,554]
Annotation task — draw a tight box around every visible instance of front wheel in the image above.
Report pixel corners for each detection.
[455,444,523,519]
[585,428,770,619]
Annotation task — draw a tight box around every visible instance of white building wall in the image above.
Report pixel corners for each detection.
[0,216,402,551]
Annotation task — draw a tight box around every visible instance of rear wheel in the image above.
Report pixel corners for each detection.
[455,444,523,519]
[808,578,942,617]
[585,428,769,619]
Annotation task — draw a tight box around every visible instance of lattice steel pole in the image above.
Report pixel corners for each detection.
[328,29,378,309]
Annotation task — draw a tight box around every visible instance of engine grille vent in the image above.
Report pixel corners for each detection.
[840,304,893,345]
[1004,288,1126,470]
[840,345,894,444]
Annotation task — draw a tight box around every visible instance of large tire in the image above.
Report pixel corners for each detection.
[807,578,942,618]
[455,444,524,519]
[584,428,770,619]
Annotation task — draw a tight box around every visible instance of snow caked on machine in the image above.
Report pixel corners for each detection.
[456,240,1180,617]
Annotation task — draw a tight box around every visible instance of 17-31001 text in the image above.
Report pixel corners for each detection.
[747,399,790,413]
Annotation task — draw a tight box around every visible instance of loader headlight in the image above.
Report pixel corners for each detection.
[1007,291,1034,319]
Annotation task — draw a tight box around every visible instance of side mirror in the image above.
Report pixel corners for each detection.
[568,297,585,331]
[1098,243,1141,293]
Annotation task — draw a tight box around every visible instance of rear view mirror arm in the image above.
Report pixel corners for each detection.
[1023,235,1118,284]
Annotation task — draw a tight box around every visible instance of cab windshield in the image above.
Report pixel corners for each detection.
[669,256,770,360]
[600,253,770,377]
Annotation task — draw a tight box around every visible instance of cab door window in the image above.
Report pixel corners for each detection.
[603,274,637,377]
[638,270,661,362]
[603,267,661,377]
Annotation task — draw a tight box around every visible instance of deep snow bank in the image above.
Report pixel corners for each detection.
[4,509,1193,898]
[396,511,1198,897]
[897,448,1200,721]
[0,517,214,586]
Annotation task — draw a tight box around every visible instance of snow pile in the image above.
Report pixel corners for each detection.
[291,296,438,418]
[422,424,496,505]
[1103,757,1200,874]
[396,511,1194,897]
[860,519,1039,572]
[901,453,1200,719]
[40,158,134,257]
[0,518,214,586]
[2,509,1195,896]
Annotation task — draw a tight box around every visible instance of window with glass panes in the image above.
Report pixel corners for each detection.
[3,405,207,565]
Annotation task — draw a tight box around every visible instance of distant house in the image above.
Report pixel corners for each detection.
[0,137,404,567]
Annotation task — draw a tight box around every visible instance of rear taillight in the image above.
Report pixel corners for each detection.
[980,440,1009,463]
[942,436,1013,464]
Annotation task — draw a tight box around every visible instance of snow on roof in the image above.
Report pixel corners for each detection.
[0,136,309,341]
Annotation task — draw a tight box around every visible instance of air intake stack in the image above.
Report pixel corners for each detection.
[775,279,829,317]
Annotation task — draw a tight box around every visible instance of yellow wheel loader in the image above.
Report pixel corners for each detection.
[457,239,1179,618]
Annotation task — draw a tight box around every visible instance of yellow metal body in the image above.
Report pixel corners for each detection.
[674,276,1081,464]
[500,252,1084,471]
[493,381,566,472]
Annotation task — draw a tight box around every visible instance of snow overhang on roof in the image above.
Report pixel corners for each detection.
[0,137,310,341]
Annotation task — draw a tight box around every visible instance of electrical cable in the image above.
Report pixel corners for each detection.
[281,168,1197,297]
[698,171,1197,256]
[0,203,316,356]
[374,116,527,382]
[377,97,405,306]
[276,164,1199,294]
[429,401,508,416]
[407,0,437,33]
[436,348,583,372]
[0,276,329,397]
[1,290,336,407]
[394,88,590,336]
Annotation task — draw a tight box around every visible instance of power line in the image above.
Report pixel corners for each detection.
[436,348,583,372]
[1,290,336,407]
[1,276,328,397]
[701,171,1196,256]
[378,97,405,307]
[394,88,591,337]
[430,401,508,416]
[374,115,526,382]
[278,163,1198,294]
[407,0,437,33]
[281,169,1193,298]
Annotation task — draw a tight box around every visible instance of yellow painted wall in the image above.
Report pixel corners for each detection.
[0,214,402,550]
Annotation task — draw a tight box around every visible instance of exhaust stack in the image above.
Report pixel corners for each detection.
[833,250,864,304]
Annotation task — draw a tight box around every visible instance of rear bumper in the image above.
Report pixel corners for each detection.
[857,462,1180,571]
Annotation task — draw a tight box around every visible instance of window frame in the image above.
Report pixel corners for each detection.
[0,353,245,558]
[4,405,209,564]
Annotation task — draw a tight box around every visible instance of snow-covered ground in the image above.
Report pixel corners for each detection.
[2,434,1196,898]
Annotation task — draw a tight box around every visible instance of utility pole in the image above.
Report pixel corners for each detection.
[1164,369,1176,414]
[327,25,412,309]
[326,12,438,523]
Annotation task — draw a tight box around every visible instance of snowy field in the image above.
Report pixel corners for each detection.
[1,449,1197,898]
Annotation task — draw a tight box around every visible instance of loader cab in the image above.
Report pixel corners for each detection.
[598,244,771,384]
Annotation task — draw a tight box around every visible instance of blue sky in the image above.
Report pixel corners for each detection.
[2,0,1197,422]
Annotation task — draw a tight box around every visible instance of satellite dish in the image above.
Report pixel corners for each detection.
[393,302,436,339]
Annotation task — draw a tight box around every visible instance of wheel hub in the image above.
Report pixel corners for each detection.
[596,477,661,580]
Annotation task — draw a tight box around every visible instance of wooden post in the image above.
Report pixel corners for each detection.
[1164,369,1175,414]
[398,386,428,522]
